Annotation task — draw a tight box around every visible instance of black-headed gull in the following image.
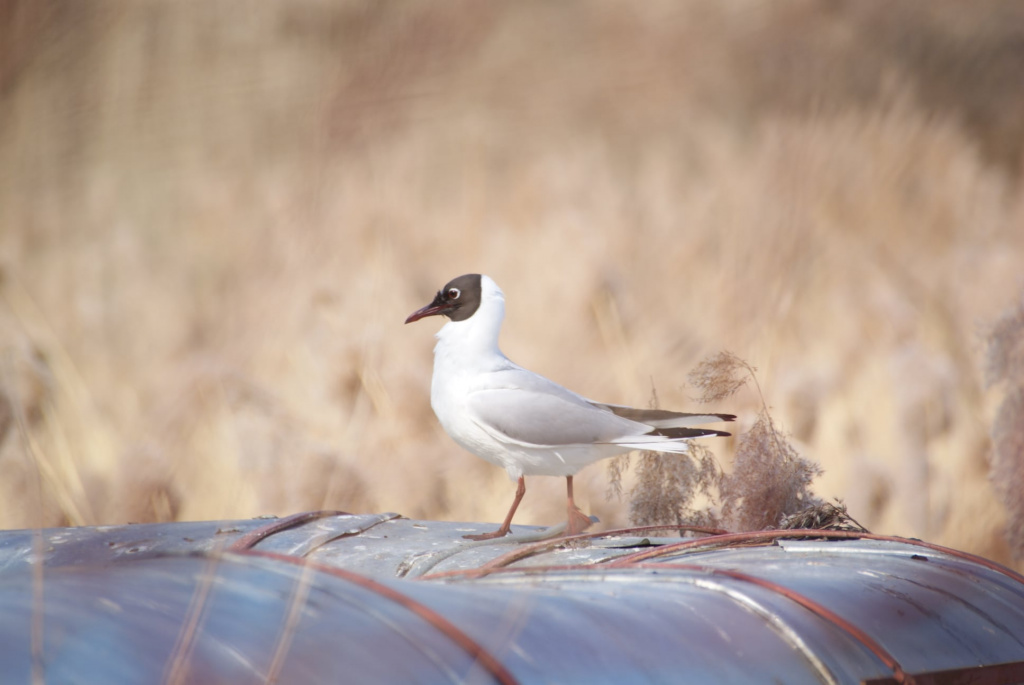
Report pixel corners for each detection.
[406,274,735,540]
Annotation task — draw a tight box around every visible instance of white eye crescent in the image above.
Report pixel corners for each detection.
[447,288,461,300]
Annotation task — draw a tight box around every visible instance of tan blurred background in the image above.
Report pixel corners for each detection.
[1,1,1022,566]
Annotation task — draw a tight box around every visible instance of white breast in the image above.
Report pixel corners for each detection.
[429,276,516,471]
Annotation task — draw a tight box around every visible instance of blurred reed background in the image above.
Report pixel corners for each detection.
[1,0,1023,566]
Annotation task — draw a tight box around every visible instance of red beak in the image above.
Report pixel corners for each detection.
[405,303,448,324]
[405,291,453,324]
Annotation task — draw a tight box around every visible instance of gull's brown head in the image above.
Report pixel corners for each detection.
[405,274,483,324]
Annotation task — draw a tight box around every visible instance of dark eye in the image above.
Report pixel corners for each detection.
[447,288,461,300]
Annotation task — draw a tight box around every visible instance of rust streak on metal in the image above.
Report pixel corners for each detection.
[237,550,519,685]
[602,530,1024,589]
[597,524,730,538]
[868,537,1024,589]
[462,524,727,577]
[227,511,350,552]
[419,564,610,582]
[604,530,873,565]
[632,562,910,684]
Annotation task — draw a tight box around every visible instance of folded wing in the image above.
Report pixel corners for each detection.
[468,386,643,447]
[467,370,733,450]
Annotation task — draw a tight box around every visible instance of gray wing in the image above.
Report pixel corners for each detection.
[467,371,644,447]
[589,403,736,428]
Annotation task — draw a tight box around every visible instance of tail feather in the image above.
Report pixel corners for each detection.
[606,436,694,454]
[604,425,730,454]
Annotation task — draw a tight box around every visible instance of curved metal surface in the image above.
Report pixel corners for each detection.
[634,562,909,684]
[239,550,520,685]
[1,514,1023,684]
[0,554,502,684]
[0,512,401,570]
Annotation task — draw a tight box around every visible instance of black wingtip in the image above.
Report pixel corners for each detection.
[650,427,732,439]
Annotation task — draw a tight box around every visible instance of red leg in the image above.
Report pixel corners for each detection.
[464,476,526,541]
[565,475,594,536]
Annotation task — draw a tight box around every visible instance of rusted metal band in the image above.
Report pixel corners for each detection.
[862,659,1024,685]
[236,550,519,685]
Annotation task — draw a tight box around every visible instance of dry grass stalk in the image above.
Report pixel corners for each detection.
[986,290,1024,557]
[986,291,1024,388]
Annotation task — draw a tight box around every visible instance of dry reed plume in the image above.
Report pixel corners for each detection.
[606,387,726,530]
[611,352,825,532]
[1,1,1023,568]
